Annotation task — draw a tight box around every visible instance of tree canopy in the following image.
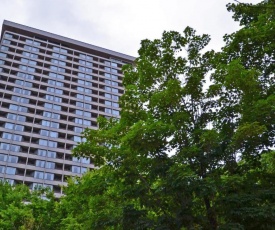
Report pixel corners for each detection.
[71,0,275,229]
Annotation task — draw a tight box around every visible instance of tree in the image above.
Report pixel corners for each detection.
[0,182,59,229]
[68,0,275,229]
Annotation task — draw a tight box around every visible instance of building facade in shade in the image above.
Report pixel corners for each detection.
[0,20,135,196]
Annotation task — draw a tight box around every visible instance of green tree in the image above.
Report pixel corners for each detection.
[0,182,59,229]
[68,0,275,229]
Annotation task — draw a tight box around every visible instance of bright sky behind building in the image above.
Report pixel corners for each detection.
[1,0,261,57]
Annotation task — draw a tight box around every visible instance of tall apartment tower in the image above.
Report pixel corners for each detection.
[0,20,135,197]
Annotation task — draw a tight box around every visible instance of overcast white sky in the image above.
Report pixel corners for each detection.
[1,0,261,57]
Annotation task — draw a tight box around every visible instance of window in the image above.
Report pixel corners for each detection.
[111,62,118,67]
[79,53,92,60]
[105,108,112,114]
[74,127,83,133]
[34,171,54,180]
[39,139,57,148]
[24,45,39,52]
[76,94,84,100]
[105,86,111,92]
[105,80,112,85]
[0,46,9,51]
[74,118,91,126]
[113,110,120,116]
[2,133,12,140]
[112,88,119,93]
[111,75,118,80]
[37,149,56,158]
[85,74,93,80]
[81,167,87,173]
[105,93,112,99]
[86,62,92,67]
[79,60,85,65]
[73,136,81,142]
[14,87,31,96]
[0,52,7,58]
[113,102,119,108]
[46,162,55,169]
[15,80,25,87]
[111,69,118,73]
[4,33,13,39]
[17,72,34,80]
[7,113,26,122]
[0,143,21,152]
[83,120,91,126]
[105,73,111,78]
[50,65,65,73]
[21,58,37,66]
[9,104,28,113]
[49,72,64,80]
[77,86,84,92]
[79,54,85,59]
[105,61,110,66]
[26,39,40,46]
[44,172,54,180]
[78,73,85,78]
[112,82,118,87]
[79,66,85,72]
[81,158,90,164]
[3,39,11,45]
[53,47,67,54]
[22,51,38,59]
[19,65,35,72]
[4,123,24,132]
[72,166,81,174]
[11,96,29,104]
[45,95,62,103]
[52,53,67,60]
[41,120,59,129]
[7,156,18,163]
[85,88,92,94]
[51,59,66,66]
[44,103,61,111]
[0,154,7,162]
[34,171,44,179]
[36,160,45,168]
[83,111,91,117]
[35,160,55,169]
[2,133,22,142]
[79,59,92,67]
[40,130,58,138]
[84,96,91,101]
[75,118,83,124]
[31,183,53,191]
[48,79,64,87]
[47,87,63,95]
[0,166,4,173]
[105,101,112,106]
[75,110,83,116]
[42,111,60,119]
[76,102,91,109]
[6,167,16,175]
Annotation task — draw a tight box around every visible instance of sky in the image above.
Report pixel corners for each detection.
[1,0,261,57]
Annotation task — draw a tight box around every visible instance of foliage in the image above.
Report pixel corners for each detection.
[71,0,275,229]
[0,182,58,230]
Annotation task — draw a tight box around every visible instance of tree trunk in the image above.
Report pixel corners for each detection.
[204,196,217,230]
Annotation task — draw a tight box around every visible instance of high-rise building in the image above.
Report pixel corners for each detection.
[0,20,135,197]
